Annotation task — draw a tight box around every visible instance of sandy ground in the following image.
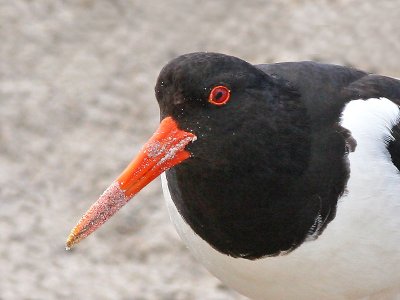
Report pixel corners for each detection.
[1,1,400,299]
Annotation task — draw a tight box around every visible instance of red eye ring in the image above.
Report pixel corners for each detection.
[208,85,231,106]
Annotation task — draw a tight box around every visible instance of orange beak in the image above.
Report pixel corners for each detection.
[66,117,197,249]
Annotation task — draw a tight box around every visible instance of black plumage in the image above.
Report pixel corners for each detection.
[155,52,400,259]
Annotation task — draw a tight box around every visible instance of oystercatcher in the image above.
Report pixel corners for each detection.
[67,53,400,299]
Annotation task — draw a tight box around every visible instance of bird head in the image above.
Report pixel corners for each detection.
[66,52,306,249]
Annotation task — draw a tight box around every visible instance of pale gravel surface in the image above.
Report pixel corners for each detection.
[1,1,400,299]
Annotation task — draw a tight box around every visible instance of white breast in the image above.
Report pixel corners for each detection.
[162,98,400,300]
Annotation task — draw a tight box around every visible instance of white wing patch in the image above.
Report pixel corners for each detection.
[341,98,400,151]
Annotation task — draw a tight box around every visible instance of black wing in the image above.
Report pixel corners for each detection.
[257,61,400,171]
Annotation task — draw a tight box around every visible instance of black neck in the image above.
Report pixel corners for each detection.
[166,125,348,259]
[165,77,350,259]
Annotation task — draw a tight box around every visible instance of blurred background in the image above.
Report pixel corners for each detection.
[1,1,400,299]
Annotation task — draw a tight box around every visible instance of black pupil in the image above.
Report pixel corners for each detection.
[215,91,224,100]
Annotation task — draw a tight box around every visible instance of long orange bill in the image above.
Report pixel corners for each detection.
[66,117,197,250]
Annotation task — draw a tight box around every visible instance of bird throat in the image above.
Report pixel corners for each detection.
[165,127,349,259]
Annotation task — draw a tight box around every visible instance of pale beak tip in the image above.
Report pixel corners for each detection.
[65,233,78,251]
[65,241,73,251]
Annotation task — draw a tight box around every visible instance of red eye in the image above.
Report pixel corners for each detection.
[208,85,231,106]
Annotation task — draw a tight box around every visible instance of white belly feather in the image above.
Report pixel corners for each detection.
[162,98,400,300]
